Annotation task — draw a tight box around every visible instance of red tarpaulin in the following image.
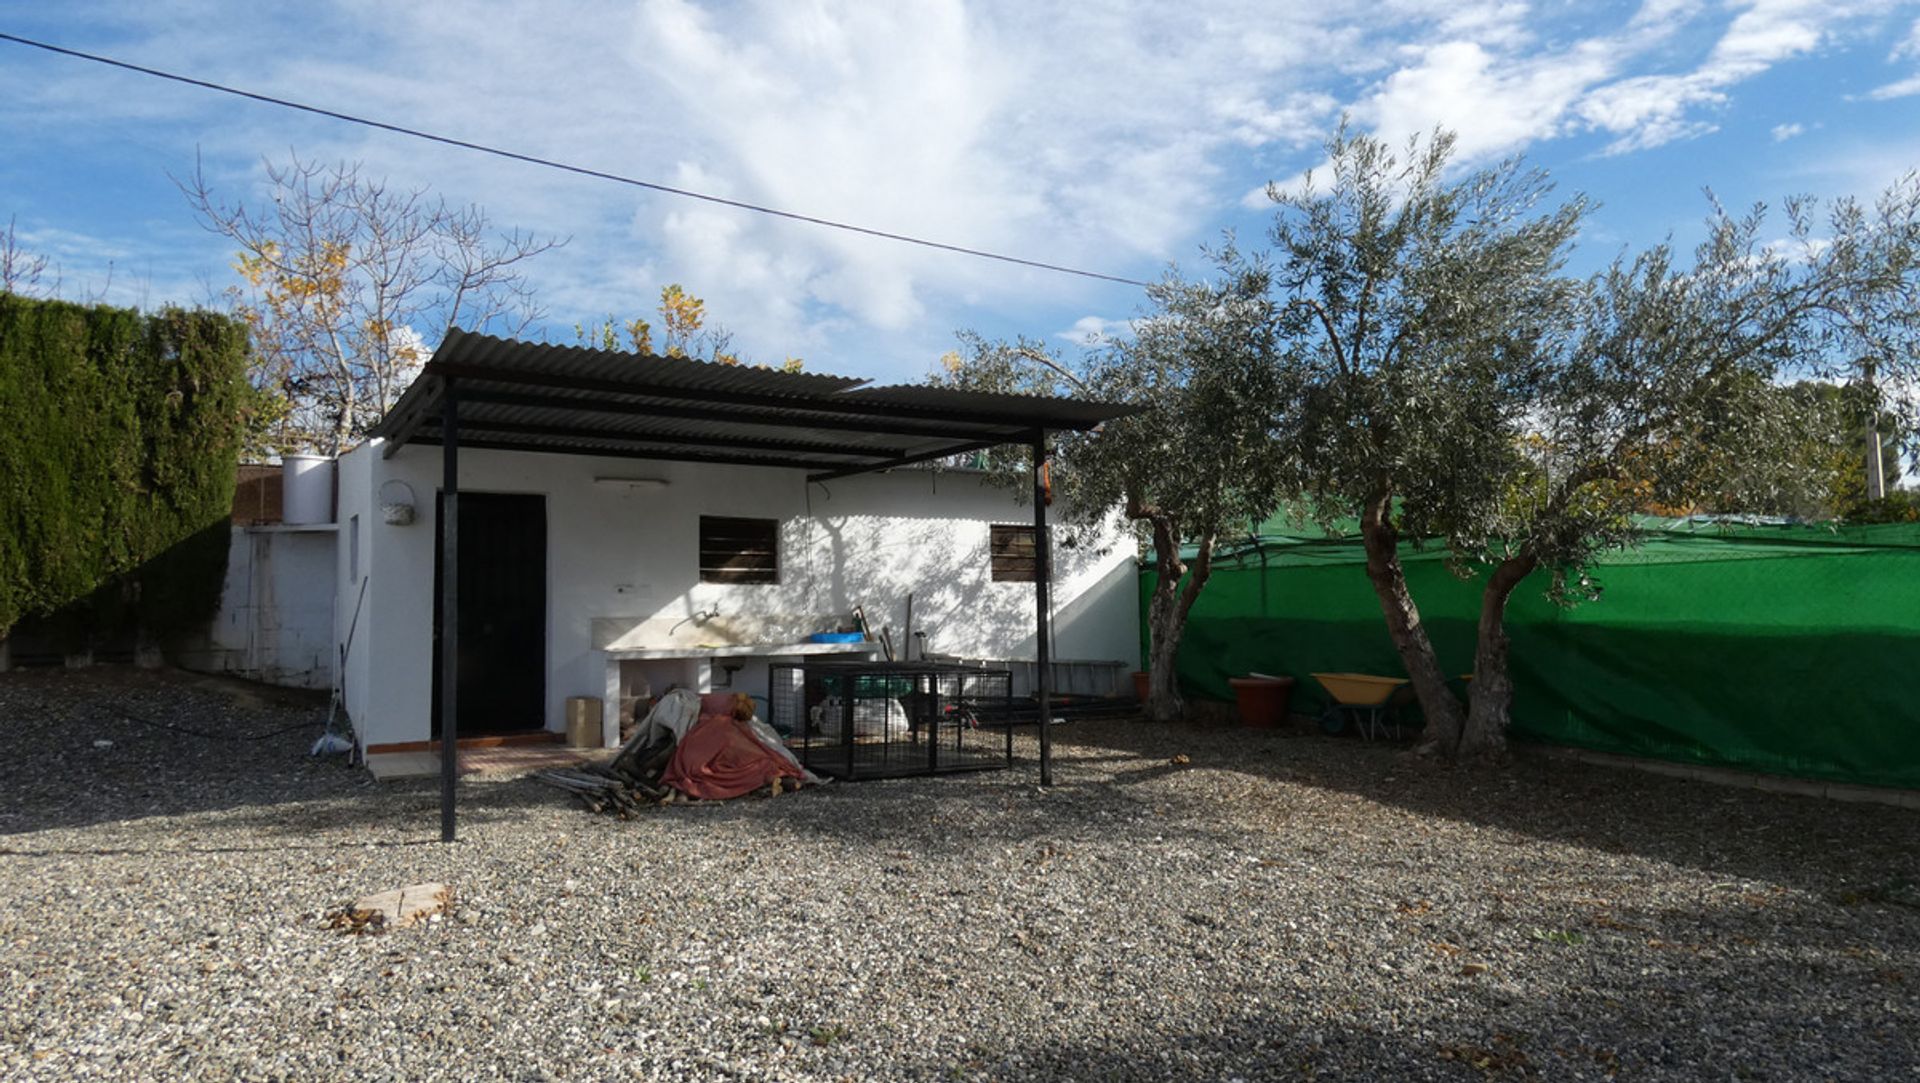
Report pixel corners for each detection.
[663,711,810,800]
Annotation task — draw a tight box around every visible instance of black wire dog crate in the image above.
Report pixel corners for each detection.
[770,660,1014,780]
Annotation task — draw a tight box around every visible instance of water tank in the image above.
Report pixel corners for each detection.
[282,454,336,525]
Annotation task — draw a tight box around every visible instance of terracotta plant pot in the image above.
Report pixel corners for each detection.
[1228,675,1295,728]
[1131,670,1150,703]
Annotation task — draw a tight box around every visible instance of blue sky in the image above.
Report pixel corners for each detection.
[3,0,1918,382]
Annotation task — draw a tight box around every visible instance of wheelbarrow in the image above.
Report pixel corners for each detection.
[1309,673,1411,741]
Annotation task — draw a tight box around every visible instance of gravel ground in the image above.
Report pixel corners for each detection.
[2,667,1917,1082]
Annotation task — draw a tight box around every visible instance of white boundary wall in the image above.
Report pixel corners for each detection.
[176,525,337,690]
[335,441,1139,749]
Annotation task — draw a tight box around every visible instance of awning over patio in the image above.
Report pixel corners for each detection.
[366,329,1138,841]
[368,328,1132,482]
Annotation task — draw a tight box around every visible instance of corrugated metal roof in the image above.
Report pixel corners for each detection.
[437,401,922,455]
[834,383,1125,429]
[421,328,872,396]
[372,329,1136,480]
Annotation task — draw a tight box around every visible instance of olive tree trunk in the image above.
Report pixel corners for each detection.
[1358,490,1465,754]
[1458,551,1539,761]
[1142,516,1215,723]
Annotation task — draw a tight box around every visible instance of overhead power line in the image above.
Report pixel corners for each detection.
[0,31,1152,288]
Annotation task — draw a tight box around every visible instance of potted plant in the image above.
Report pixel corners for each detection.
[1227,673,1295,728]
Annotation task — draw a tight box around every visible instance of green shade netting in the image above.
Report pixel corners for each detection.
[1142,519,1920,790]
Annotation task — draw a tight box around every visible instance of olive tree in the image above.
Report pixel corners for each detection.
[1268,126,1588,753]
[943,252,1295,721]
[1274,122,1920,761]
[1453,185,1920,757]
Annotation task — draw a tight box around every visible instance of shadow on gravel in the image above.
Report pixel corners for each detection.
[1,668,716,845]
[0,836,446,858]
[960,953,1917,1083]
[970,1011,1455,1083]
[0,668,503,839]
[732,711,1919,912]
[0,668,366,835]
[1051,717,1920,901]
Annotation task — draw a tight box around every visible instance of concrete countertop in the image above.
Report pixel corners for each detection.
[600,641,881,660]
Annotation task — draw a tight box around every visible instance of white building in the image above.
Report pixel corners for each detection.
[334,331,1140,758]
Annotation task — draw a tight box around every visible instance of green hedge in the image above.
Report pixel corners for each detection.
[0,294,251,647]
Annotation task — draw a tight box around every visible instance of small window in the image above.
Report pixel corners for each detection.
[990,524,1039,582]
[349,514,361,582]
[700,516,779,584]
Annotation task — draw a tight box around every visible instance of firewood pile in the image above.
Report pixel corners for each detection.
[536,763,795,816]
[535,764,666,816]
[535,719,677,817]
[535,690,808,817]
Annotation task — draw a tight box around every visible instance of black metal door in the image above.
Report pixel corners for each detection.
[433,491,546,735]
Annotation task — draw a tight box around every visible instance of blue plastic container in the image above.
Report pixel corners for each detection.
[808,631,866,643]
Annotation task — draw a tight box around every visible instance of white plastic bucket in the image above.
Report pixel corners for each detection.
[282,454,335,525]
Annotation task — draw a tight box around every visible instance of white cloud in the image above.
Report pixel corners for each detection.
[3,0,1916,378]
[1897,17,1920,58]
[1358,39,1616,161]
[1325,0,1881,166]
[1577,74,1726,153]
[618,0,1381,351]
[1575,0,1895,153]
[1865,16,1920,99]
[1771,122,1808,140]
[9,219,226,311]
[1866,72,1920,97]
[1056,315,1133,346]
[1214,91,1341,149]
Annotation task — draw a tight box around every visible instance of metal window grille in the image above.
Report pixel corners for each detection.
[700,516,778,583]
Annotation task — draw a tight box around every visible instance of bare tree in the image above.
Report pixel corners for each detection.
[1,216,51,297]
[182,154,564,454]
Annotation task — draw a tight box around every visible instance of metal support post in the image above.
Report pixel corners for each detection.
[439,378,460,843]
[1032,432,1053,787]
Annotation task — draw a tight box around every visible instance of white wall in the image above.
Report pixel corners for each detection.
[336,448,374,726]
[337,441,1139,749]
[175,525,337,689]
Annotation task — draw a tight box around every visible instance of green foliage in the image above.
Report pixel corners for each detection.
[1749,380,1910,518]
[1520,185,1920,593]
[1842,491,1920,523]
[0,294,251,644]
[941,248,1293,720]
[1268,124,1920,757]
[943,249,1293,545]
[1266,123,1590,751]
[1270,123,1589,550]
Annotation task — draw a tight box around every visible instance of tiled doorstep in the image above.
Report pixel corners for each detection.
[363,746,614,781]
[363,751,446,781]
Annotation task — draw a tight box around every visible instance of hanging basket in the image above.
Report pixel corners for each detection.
[379,479,416,525]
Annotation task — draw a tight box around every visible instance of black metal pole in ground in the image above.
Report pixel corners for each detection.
[439,377,460,843]
[1031,431,1053,787]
